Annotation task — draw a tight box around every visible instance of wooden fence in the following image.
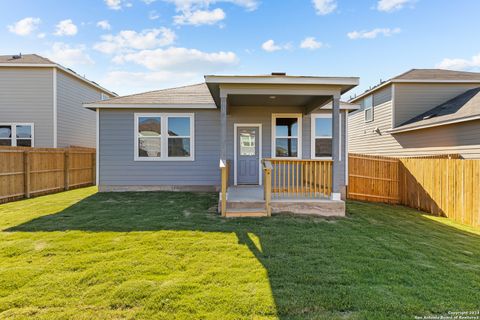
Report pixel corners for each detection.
[0,147,96,203]
[348,153,480,228]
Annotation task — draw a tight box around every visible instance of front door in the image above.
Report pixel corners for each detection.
[237,127,259,184]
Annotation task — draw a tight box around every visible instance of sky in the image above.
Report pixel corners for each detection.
[1,0,480,98]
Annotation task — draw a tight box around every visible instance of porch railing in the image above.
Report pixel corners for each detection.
[219,159,230,217]
[262,160,273,216]
[265,159,333,199]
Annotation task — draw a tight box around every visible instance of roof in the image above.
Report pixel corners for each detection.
[0,54,117,97]
[86,74,360,110]
[350,69,480,103]
[87,83,215,108]
[0,53,55,64]
[389,87,480,133]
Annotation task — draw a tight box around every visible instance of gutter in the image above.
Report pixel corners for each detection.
[388,114,480,133]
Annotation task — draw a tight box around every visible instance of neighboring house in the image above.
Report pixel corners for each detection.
[348,69,480,159]
[0,54,116,148]
[85,73,359,216]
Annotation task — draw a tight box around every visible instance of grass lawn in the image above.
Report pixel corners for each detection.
[0,187,479,320]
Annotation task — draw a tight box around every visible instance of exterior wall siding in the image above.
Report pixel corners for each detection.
[99,107,348,189]
[394,83,480,126]
[56,70,108,148]
[0,67,54,147]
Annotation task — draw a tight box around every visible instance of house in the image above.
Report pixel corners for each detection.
[0,54,116,148]
[85,73,360,217]
[348,69,480,159]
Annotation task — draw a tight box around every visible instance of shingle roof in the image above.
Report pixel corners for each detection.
[0,54,55,64]
[349,69,480,103]
[90,83,215,105]
[393,69,480,81]
[391,87,480,132]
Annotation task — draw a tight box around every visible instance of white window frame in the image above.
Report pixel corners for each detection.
[0,123,34,147]
[271,113,302,159]
[310,114,333,160]
[134,113,194,161]
[364,95,373,122]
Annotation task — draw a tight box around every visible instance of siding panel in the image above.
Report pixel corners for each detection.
[57,70,110,148]
[0,67,53,147]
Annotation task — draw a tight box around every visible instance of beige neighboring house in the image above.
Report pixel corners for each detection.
[348,69,480,159]
[0,54,116,148]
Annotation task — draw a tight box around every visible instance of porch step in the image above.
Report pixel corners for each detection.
[225,208,268,218]
[227,201,266,209]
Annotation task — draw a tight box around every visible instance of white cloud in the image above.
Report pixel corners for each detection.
[7,17,41,36]
[300,37,323,50]
[96,20,111,30]
[46,42,94,67]
[436,53,480,71]
[37,33,46,39]
[112,47,238,71]
[174,8,226,25]
[94,28,176,54]
[142,0,157,3]
[164,0,259,11]
[104,0,132,10]
[262,40,280,52]
[377,0,415,12]
[54,19,78,36]
[312,0,337,15]
[347,27,401,39]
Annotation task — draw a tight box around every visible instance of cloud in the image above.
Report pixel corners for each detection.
[54,19,78,36]
[347,27,401,39]
[46,42,94,67]
[94,28,176,54]
[312,0,337,15]
[96,20,111,30]
[174,8,226,25]
[436,53,480,71]
[37,33,46,39]
[149,10,160,20]
[142,0,157,3]
[7,17,41,36]
[377,0,415,12]
[112,47,238,71]
[300,37,323,50]
[104,0,132,10]
[164,0,259,11]
[261,39,287,52]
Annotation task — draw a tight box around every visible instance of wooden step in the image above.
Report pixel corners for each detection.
[225,208,268,218]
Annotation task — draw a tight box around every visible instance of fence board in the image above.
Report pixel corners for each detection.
[348,153,480,228]
[0,147,95,203]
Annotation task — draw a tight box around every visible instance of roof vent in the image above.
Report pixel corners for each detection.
[271,72,286,76]
[12,53,22,59]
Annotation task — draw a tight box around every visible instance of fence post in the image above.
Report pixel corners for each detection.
[24,151,30,198]
[64,150,70,191]
[91,151,96,186]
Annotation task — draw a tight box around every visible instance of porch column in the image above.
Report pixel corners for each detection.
[220,96,227,162]
[331,94,341,200]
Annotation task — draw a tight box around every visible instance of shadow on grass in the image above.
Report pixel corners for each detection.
[7,191,480,319]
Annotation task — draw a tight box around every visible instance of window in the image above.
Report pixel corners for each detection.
[311,114,332,159]
[239,128,256,156]
[272,114,302,158]
[101,93,109,101]
[0,123,34,147]
[134,113,194,161]
[364,95,373,122]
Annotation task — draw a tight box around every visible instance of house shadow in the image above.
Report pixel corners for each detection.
[6,191,480,318]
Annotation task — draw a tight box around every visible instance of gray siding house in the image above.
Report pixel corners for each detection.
[348,69,480,159]
[0,54,116,148]
[86,74,359,216]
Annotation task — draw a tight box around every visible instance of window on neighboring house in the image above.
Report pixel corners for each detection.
[135,113,194,161]
[364,95,373,122]
[311,114,332,159]
[101,93,109,101]
[0,123,34,147]
[272,114,302,158]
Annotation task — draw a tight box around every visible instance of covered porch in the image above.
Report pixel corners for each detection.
[205,73,359,217]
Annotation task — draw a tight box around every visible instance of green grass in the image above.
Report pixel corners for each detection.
[0,187,479,320]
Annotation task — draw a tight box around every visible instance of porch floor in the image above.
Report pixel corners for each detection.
[225,185,345,217]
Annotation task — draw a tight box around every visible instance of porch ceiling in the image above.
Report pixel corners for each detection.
[227,94,331,107]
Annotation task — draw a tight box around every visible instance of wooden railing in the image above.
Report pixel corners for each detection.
[219,159,230,217]
[262,160,272,216]
[265,159,333,199]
